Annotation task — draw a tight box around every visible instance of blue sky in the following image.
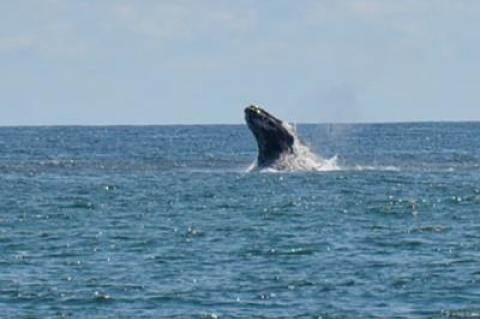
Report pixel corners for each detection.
[1,0,479,125]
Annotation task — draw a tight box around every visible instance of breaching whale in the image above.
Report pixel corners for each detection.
[245,105,338,171]
[244,105,296,169]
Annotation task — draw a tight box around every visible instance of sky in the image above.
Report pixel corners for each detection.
[1,0,479,125]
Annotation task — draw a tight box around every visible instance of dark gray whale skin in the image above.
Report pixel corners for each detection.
[244,105,295,168]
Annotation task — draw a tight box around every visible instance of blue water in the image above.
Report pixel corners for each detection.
[1,123,480,318]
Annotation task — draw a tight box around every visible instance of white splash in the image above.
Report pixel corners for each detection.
[249,122,339,172]
[351,165,400,172]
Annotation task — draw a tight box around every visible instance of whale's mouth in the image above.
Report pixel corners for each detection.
[244,105,294,166]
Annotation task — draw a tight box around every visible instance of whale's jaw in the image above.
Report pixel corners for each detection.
[244,105,294,167]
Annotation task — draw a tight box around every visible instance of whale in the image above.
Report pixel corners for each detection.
[244,105,296,168]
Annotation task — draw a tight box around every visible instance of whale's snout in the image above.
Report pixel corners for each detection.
[244,105,264,127]
[244,105,261,119]
[244,105,279,124]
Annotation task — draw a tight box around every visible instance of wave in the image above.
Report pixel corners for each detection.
[349,165,401,172]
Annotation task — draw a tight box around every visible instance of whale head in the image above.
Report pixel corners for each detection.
[244,105,295,167]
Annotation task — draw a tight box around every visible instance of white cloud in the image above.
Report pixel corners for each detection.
[0,1,88,59]
[0,36,33,52]
[110,1,255,40]
[111,3,193,39]
[113,3,134,18]
[349,0,384,16]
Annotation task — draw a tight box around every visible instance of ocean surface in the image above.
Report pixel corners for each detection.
[1,123,480,318]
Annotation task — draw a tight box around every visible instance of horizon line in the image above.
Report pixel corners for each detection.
[0,119,480,128]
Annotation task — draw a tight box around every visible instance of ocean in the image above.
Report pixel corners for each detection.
[1,123,480,318]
